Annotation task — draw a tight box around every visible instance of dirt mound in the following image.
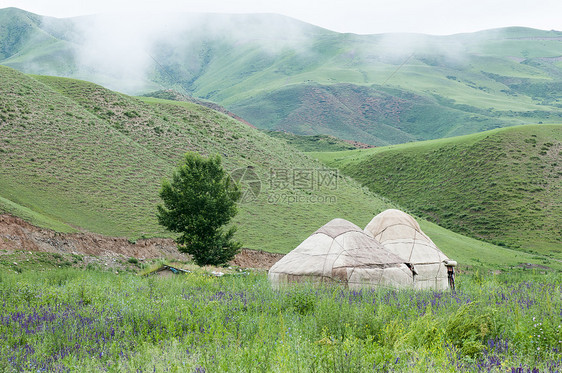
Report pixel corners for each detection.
[230,249,284,269]
[0,214,283,269]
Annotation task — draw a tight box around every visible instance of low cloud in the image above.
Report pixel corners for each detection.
[59,12,318,94]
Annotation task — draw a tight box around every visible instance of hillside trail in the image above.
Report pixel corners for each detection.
[0,214,283,269]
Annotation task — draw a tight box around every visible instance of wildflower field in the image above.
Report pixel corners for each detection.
[0,268,560,372]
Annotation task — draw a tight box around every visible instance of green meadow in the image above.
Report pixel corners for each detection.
[0,267,560,372]
[0,10,561,372]
[0,65,390,252]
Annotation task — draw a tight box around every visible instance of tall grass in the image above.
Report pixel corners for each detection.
[0,269,560,372]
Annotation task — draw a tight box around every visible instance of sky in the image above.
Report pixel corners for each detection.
[1,0,561,35]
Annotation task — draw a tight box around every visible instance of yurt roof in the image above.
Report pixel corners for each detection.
[364,209,449,264]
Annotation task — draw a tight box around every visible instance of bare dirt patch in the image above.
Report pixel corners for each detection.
[229,249,284,270]
[0,214,182,260]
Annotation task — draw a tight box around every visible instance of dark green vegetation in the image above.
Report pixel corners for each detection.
[157,153,242,266]
[1,268,561,372]
[1,7,562,145]
[314,125,562,257]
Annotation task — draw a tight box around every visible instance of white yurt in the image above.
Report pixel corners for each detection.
[268,218,414,289]
[364,209,456,290]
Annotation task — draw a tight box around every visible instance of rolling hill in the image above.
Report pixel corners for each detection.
[1,65,558,271]
[1,7,561,145]
[0,64,393,253]
[313,125,562,257]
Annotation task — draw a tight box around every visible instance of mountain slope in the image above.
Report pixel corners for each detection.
[229,83,524,145]
[314,125,562,257]
[0,65,393,253]
[1,8,561,145]
[0,8,76,75]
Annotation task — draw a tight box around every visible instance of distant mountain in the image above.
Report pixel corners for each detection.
[315,124,562,257]
[1,7,562,145]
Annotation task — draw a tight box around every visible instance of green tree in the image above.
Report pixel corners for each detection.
[157,152,242,266]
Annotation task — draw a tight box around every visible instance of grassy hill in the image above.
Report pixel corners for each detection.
[0,65,392,252]
[1,65,559,271]
[1,8,561,145]
[313,125,562,257]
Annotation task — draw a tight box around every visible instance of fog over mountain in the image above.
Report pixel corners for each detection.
[2,7,562,144]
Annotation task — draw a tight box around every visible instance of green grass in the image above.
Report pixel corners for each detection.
[0,196,76,233]
[0,268,560,372]
[0,65,393,253]
[312,125,562,257]
[419,219,562,271]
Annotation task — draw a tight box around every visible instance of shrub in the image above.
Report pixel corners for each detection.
[445,302,495,357]
[288,289,316,315]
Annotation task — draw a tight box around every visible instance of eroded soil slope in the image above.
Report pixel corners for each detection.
[0,214,283,269]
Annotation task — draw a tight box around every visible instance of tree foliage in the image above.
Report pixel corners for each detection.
[157,152,242,266]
